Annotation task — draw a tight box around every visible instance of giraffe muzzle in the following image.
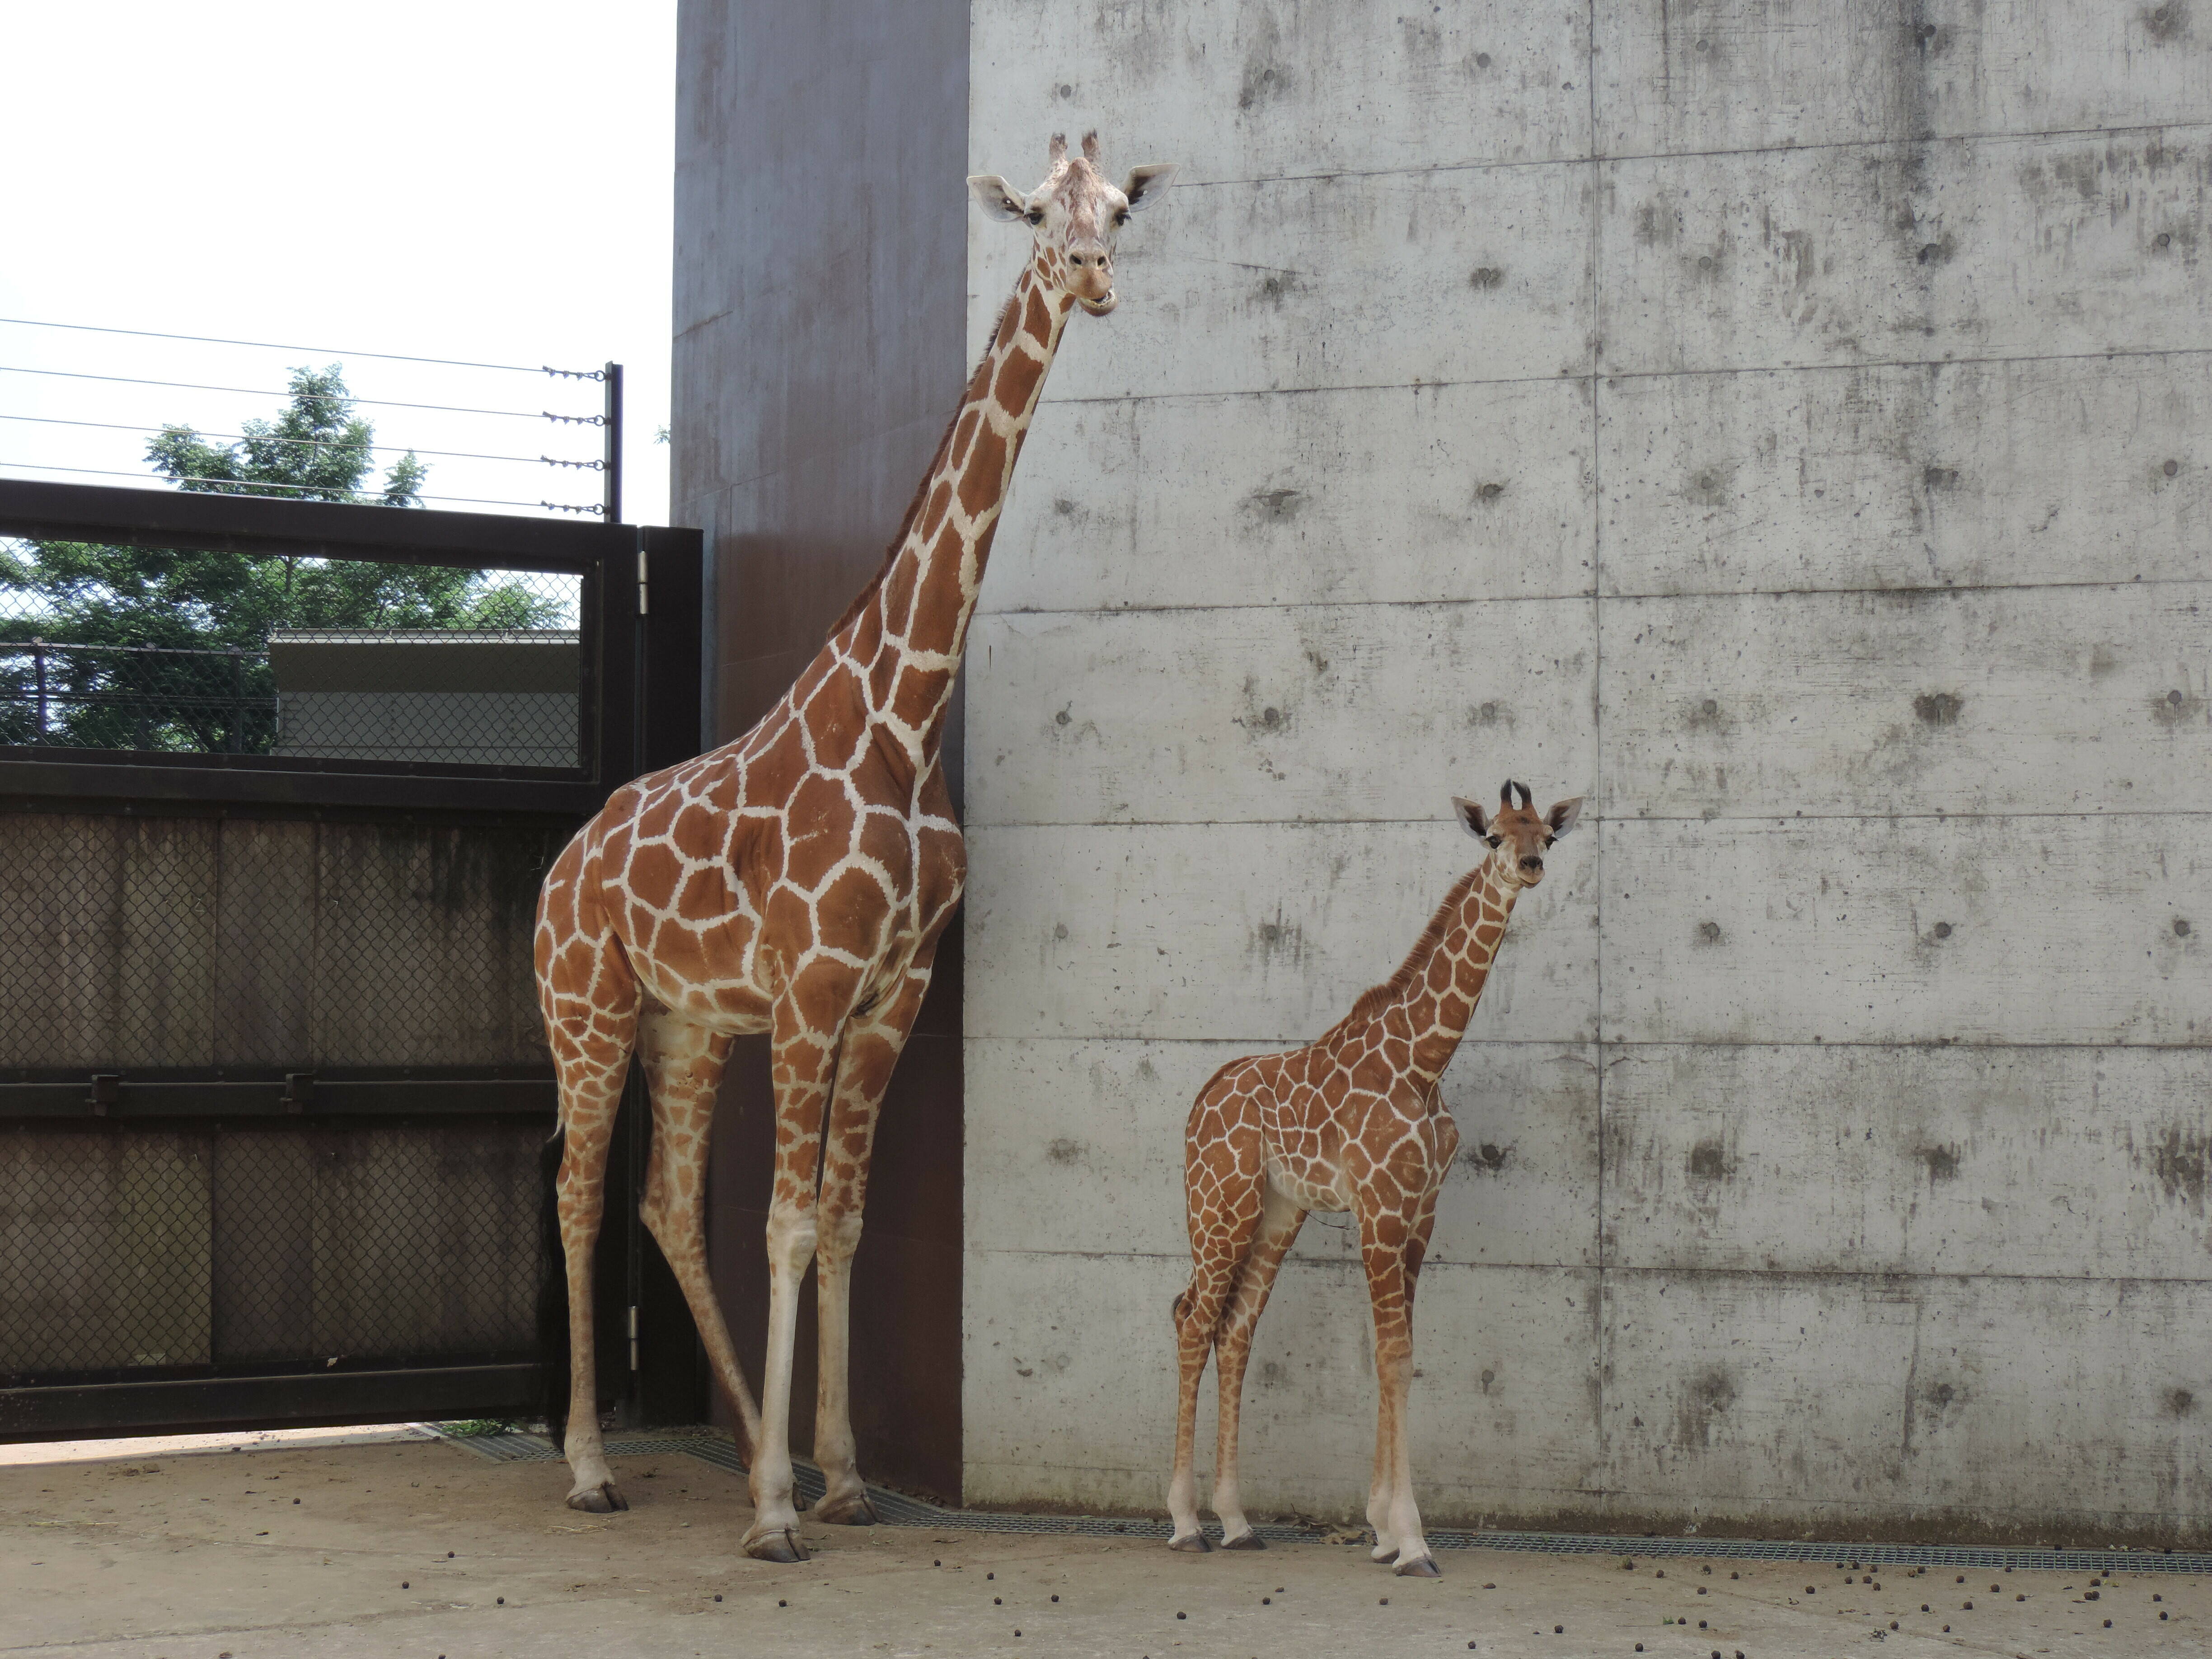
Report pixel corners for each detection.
[1518,856,1545,876]
[1075,288,1118,316]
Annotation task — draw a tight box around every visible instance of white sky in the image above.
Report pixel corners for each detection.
[0,2,676,526]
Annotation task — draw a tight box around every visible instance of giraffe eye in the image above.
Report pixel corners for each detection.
[1113,208,1129,226]
[1025,206,1044,225]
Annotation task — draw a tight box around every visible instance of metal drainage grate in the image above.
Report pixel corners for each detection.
[433,1431,2212,1574]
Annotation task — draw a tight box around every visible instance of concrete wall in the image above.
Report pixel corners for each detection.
[960,2,2212,1541]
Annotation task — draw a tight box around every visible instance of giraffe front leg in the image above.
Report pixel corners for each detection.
[1359,1206,1437,1578]
[742,986,848,1564]
[540,927,636,1517]
[811,942,940,1525]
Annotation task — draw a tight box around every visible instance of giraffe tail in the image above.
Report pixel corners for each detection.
[535,1121,572,1439]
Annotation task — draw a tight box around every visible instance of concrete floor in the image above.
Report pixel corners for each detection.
[1,1435,2203,1659]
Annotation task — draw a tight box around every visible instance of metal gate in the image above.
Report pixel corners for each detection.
[0,478,701,1440]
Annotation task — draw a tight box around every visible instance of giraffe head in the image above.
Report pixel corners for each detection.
[1453,781,1583,888]
[969,131,1177,316]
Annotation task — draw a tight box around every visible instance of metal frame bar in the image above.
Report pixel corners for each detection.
[0,1364,544,1443]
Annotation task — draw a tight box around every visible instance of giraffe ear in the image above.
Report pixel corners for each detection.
[1453,796,1500,847]
[1547,797,1585,838]
[969,175,1030,222]
[1121,163,1179,212]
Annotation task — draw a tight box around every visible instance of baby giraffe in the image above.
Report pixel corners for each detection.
[1167,780,1581,1576]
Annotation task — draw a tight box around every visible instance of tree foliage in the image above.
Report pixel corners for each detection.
[2,366,562,752]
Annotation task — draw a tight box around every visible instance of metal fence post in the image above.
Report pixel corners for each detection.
[31,638,46,742]
[603,362,624,524]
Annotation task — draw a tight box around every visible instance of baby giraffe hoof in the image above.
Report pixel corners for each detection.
[744,1526,810,1564]
[1394,1554,1442,1579]
[567,1482,628,1514]
[813,1490,881,1527]
[1167,1530,1215,1553]
[1372,1544,1399,1565]
[1220,1531,1267,1551]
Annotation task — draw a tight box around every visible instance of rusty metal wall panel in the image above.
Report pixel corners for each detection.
[0,1131,211,1374]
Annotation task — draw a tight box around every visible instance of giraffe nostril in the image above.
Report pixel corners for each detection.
[1520,857,1543,872]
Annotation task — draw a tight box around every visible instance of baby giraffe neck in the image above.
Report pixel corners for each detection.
[1402,857,1521,1085]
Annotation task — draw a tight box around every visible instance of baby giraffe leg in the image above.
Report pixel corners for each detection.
[1209,1182,1305,1548]
[1359,1207,1437,1577]
[1168,1093,1265,1551]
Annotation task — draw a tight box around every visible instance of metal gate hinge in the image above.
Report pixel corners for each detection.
[628,1304,640,1372]
[636,548,650,616]
[89,1073,121,1115]
[283,1072,317,1114]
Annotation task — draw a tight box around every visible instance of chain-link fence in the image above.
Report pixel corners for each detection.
[1,540,583,768]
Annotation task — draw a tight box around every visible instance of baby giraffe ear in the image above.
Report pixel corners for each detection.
[1547,796,1585,838]
[1121,163,1179,211]
[1453,795,1501,847]
[968,175,1030,222]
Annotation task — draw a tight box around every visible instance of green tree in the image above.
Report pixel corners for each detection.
[2,367,562,753]
[146,364,427,506]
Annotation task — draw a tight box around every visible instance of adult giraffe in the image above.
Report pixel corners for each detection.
[535,133,1176,1562]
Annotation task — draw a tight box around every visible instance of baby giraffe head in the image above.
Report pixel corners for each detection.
[969,132,1177,316]
[1453,780,1583,888]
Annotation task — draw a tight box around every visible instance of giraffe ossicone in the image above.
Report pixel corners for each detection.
[1167,780,1584,1577]
[533,133,1175,1561]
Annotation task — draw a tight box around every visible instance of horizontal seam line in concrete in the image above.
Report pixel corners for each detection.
[976,574,2212,619]
[970,1250,2212,1287]
[1034,343,2212,408]
[964,808,2212,827]
[1169,118,2212,189]
[961,1035,2209,1053]
[964,1036,2212,1054]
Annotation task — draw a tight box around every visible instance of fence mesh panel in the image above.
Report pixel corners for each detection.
[0,539,582,769]
[0,812,559,1071]
[0,1122,544,1382]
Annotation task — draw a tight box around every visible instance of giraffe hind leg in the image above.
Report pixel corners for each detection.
[1168,1094,1265,1551]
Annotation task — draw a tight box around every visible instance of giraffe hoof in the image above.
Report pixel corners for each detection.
[1394,1554,1442,1579]
[1372,1544,1398,1565]
[744,1526,809,1564]
[814,1490,880,1526]
[1167,1530,1214,1553]
[567,1482,628,1514]
[1220,1530,1266,1550]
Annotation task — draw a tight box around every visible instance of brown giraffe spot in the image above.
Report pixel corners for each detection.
[994,346,1045,413]
[878,556,919,634]
[959,426,1010,518]
[844,596,885,663]
[625,838,683,902]
[906,575,965,656]
[919,478,954,539]
[995,299,1022,350]
[1023,284,1054,340]
[675,865,729,923]
[951,408,981,468]
[744,717,810,801]
[891,663,945,730]
[806,667,871,770]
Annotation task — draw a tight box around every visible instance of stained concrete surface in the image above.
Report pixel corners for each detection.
[3,1436,2205,1659]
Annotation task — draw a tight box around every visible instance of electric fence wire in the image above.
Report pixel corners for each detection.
[0,364,601,423]
[0,459,602,516]
[0,316,605,380]
[0,412,604,470]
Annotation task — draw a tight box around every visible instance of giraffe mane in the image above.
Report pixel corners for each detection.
[822,294,1018,643]
[1325,863,1487,1036]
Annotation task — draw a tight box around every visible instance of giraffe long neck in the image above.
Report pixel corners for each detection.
[1398,857,1521,1086]
[824,261,1072,781]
